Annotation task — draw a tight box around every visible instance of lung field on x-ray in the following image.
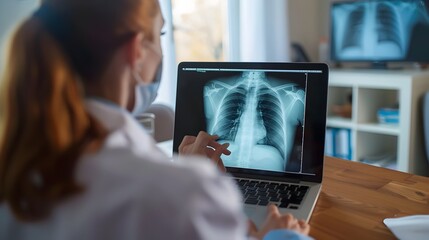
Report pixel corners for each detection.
[203,71,305,173]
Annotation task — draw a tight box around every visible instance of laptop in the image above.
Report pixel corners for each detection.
[173,62,329,226]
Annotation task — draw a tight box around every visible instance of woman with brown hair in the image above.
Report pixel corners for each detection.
[0,0,310,239]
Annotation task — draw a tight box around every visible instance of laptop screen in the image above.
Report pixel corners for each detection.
[173,62,328,182]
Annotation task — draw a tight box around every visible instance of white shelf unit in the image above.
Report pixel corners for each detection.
[327,69,429,175]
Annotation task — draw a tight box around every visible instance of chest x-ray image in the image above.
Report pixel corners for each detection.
[204,71,306,173]
[332,0,428,60]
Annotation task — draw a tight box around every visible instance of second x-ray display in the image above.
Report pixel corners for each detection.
[331,0,429,62]
[204,71,306,173]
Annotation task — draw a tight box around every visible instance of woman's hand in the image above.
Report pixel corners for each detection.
[178,131,231,171]
[248,204,310,239]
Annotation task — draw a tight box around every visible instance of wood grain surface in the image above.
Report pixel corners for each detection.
[309,157,429,240]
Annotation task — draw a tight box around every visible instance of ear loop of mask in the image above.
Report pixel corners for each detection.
[131,61,161,115]
[131,61,145,115]
[131,43,163,115]
[132,59,146,85]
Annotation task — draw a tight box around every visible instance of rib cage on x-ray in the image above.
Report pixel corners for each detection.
[337,1,417,59]
[204,71,305,172]
[342,3,402,52]
[212,84,290,160]
[256,86,290,160]
[376,3,402,51]
[342,5,365,50]
[211,85,247,143]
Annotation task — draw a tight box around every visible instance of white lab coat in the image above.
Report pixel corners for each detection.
[0,100,311,240]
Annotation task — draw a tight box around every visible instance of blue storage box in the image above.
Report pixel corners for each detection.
[377,108,399,124]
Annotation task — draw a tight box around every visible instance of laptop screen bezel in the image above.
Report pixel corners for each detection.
[173,62,329,183]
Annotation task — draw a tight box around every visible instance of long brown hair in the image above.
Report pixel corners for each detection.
[0,0,159,221]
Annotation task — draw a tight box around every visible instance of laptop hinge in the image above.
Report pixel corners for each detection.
[230,172,300,184]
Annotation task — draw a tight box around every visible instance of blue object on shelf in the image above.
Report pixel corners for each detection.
[325,128,352,160]
[377,108,399,124]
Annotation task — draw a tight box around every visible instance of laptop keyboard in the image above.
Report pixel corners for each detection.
[234,179,309,209]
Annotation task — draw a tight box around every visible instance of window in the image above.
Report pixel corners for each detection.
[172,0,227,62]
[156,0,228,107]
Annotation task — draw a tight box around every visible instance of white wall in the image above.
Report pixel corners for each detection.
[0,0,39,73]
[288,0,353,62]
[288,0,323,62]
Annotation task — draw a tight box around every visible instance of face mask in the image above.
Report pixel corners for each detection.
[131,60,163,115]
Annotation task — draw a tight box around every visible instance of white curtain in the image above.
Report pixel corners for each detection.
[226,0,291,62]
[156,0,177,108]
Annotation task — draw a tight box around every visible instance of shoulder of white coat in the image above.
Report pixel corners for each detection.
[78,147,220,190]
[86,99,158,154]
[78,146,171,182]
[82,148,239,199]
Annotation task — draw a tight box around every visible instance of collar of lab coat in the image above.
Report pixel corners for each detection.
[85,99,167,160]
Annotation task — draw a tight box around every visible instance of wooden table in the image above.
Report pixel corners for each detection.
[310,157,429,239]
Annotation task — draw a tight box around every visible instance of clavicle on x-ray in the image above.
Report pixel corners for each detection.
[204,71,306,173]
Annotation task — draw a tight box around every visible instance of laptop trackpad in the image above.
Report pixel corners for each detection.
[244,205,268,228]
[244,205,301,228]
